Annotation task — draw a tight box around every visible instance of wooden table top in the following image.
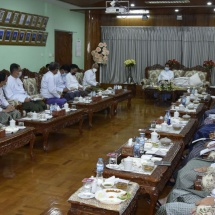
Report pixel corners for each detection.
[16,109,84,125]
[144,119,198,147]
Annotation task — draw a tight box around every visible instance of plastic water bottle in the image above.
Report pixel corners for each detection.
[139,133,145,156]
[181,95,186,107]
[50,104,54,114]
[167,111,171,125]
[133,139,140,158]
[164,111,169,123]
[96,158,104,186]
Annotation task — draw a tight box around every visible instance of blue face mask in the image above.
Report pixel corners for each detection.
[61,73,67,78]
[165,67,169,71]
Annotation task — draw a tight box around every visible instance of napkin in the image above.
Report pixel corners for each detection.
[200,147,215,156]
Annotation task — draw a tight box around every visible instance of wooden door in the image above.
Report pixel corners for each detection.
[55,31,72,66]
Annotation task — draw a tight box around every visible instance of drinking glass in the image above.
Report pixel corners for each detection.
[150,121,156,128]
[123,86,127,91]
[109,153,117,168]
[18,122,24,126]
[83,180,92,193]
[72,104,76,109]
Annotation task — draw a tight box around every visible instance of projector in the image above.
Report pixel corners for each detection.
[105,7,127,13]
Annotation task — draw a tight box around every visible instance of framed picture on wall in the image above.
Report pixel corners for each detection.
[36,32,43,44]
[4,10,13,24]
[11,29,19,42]
[4,29,12,42]
[31,15,38,27]
[25,31,31,43]
[18,30,25,42]
[31,31,37,43]
[18,13,26,26]
[0,28,5,41]
[41,17,49,29]
[42,32,48,44]
[25,14,32,26]
[11,12,20,25]
[36,16,43,28]
[0,9,6,24]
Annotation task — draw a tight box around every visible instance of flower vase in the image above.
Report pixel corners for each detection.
[126,67,134,84]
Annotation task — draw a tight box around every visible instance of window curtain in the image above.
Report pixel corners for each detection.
[100,26,215,84]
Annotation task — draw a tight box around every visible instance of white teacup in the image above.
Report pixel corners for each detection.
[123,157,133,171]
[161,122,168,132]
[32,112,38,120]
[64,103,69,109]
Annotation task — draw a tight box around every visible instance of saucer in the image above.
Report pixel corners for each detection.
[106,164,120,170]
[78,192,95,199]
[71,108,77,111]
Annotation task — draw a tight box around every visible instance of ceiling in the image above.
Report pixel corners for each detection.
[59,0,215,15]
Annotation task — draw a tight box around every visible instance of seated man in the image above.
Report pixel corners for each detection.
[55,64,79,101]
[0,72,21,125]
[158,63,174,82]
[83,63,100,92]
[66,64,88,98]
[4,63,46,112]
[41,62,67,107]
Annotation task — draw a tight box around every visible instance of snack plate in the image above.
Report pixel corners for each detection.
[78,192,95,199]
[95,189,126,205]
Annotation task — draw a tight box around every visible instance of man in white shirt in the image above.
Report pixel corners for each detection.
[4,63,46,112]
[158,63,174,82]
[41,62,67,107]
[66,64,88,98]
[54,65,78,101]
[83,63,100,91]
[0,72,21,124]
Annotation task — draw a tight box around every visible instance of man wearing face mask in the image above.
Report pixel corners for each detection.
[66,64,87,98]
[83,63,100,91]
[158,63,174,82]
[54,64,79,101]
[4,63,46,112]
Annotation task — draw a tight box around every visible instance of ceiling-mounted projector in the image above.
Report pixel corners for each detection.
[105,1,129,14]
[106,7,127,13]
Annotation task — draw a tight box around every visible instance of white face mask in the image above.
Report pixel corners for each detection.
[18,71,22,78]
[61,73,67,78]
[165,67,169,71]
[92,68,97,73]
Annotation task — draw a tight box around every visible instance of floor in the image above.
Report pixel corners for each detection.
[0,98,172,215]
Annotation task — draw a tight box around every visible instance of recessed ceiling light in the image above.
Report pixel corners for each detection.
[130,3,135,7]
[129,9,150,14]
[207,2,212,5]
[175,9,179,12]
[214,8,215,11]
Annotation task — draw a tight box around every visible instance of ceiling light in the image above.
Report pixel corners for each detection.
[117,15,142,18]
[207,2,212,5]
[214,8,215,11]
[175,9,179,12]
[129,9,150,14]
[130,3,135,7]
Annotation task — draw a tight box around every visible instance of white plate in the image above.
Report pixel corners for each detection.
[45,110,50,114]
[106,164,120,170]
[71,108,77,111]
[78,192,95,199]
[95,189,125,205]
[5,127,19,133]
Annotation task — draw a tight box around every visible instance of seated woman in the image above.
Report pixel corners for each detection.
[156,167,215,215]
[0,72,21,124]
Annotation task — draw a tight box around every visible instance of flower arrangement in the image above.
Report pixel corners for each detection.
[91,42,109,64]
[159,80,175,91]
[203,60,215,70]
[124,59,136,67]
[166,59,180,67]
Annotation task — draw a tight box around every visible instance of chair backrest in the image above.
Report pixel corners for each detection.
[39,66,48,75]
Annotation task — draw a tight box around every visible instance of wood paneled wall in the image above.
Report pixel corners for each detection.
[100,14,215,26]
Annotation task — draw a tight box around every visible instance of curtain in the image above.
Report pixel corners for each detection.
[100,26,215,84]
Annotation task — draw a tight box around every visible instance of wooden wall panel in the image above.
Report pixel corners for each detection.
[100,14,215,27]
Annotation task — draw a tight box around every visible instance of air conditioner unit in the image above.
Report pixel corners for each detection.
[105,7,127,13]
[177,15,182,20]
